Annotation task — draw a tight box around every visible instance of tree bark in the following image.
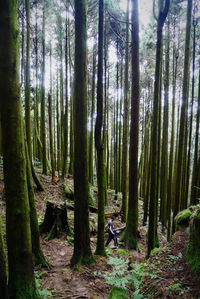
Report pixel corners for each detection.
[0,0,40,296]
[71,0,94,265]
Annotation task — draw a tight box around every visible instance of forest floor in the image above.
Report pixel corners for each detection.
[0,165,200,298]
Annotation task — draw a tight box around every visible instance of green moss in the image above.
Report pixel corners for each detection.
[107,286,129,299]
[150,247,160,257]
[116,249,130,257]
[174,208,192,230]
[186,207,200,276]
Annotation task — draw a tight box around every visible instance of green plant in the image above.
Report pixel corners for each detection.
[107,286,129,299]
[35,271,53,299]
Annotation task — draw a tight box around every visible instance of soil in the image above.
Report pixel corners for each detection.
[0,167,200,298]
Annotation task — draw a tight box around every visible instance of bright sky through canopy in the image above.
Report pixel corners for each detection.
[119,0,153,26]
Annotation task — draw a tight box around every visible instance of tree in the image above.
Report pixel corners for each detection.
[71,0,94,265]
[48,43,56,184]
[173,0,192,222]
[121,0,130,223]
[0,0,40,297]
[148,0,170,256]
[95,0,107,256]
[121,0,140,249]
[41,0,47,175]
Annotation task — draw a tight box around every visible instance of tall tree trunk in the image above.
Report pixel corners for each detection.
[0,0,40,297]
[62,6,69,179]
[160,19,169,227]
[41,0,47,175]
[71,0,93,265]
[48,44,56,184]
[167,21,178,240]
[185,10,197,203]
[95,0,106,256]
[56,70,61,174]
[121,0,129,223]
[190,58,200,204]
[121,0,140,249]
[89,45,96,184]
[173,0,192,224]
[148,0,170,256]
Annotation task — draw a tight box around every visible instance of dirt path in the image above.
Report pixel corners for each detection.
[0,168,200,298]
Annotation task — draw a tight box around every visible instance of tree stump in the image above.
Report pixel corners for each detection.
[40,201,71,241]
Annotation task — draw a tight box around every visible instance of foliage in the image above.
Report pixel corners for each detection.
[100,256,148,298]
[165,282,190,296]
[107,286,129,299]
[35,271,53,299]
[89,188,95,206]
[186,207,200,275]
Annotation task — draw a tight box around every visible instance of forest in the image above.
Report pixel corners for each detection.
[0,0,200,298]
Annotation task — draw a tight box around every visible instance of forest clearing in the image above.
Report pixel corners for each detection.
[0,166,200,298]
[0,0,200,298]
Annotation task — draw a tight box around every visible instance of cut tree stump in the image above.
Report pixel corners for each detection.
[40,200,71,240]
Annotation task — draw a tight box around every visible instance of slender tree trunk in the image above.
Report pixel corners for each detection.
[89,45,96,184]
[41,0,47,175]
[167,25,178,241]
[160,19,169,227]
[62,6,69,179]
[95,0,106,256]
[190,58,200,204]
[148,0,170,256]
[71,0,94,265]
[48,44,56,184]
[174,0,192,224]
[185,12,197,203]
[121,0,140,249]
[121,0,129,223]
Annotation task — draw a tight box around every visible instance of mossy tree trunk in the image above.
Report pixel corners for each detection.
[0,0,40,297]
[95,0,106,256]
[190,58,200,205]
[121,0,140,249]
[25,141,50,267]
[173,0,192,224]
[148,0,170,256]
[185,9,197,204]
[121,0,129,223]
[71,0,94,265]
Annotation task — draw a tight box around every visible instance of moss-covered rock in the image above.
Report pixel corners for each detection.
[174,208,192,230]
[107,287,129,299]
[186,207,200,276]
